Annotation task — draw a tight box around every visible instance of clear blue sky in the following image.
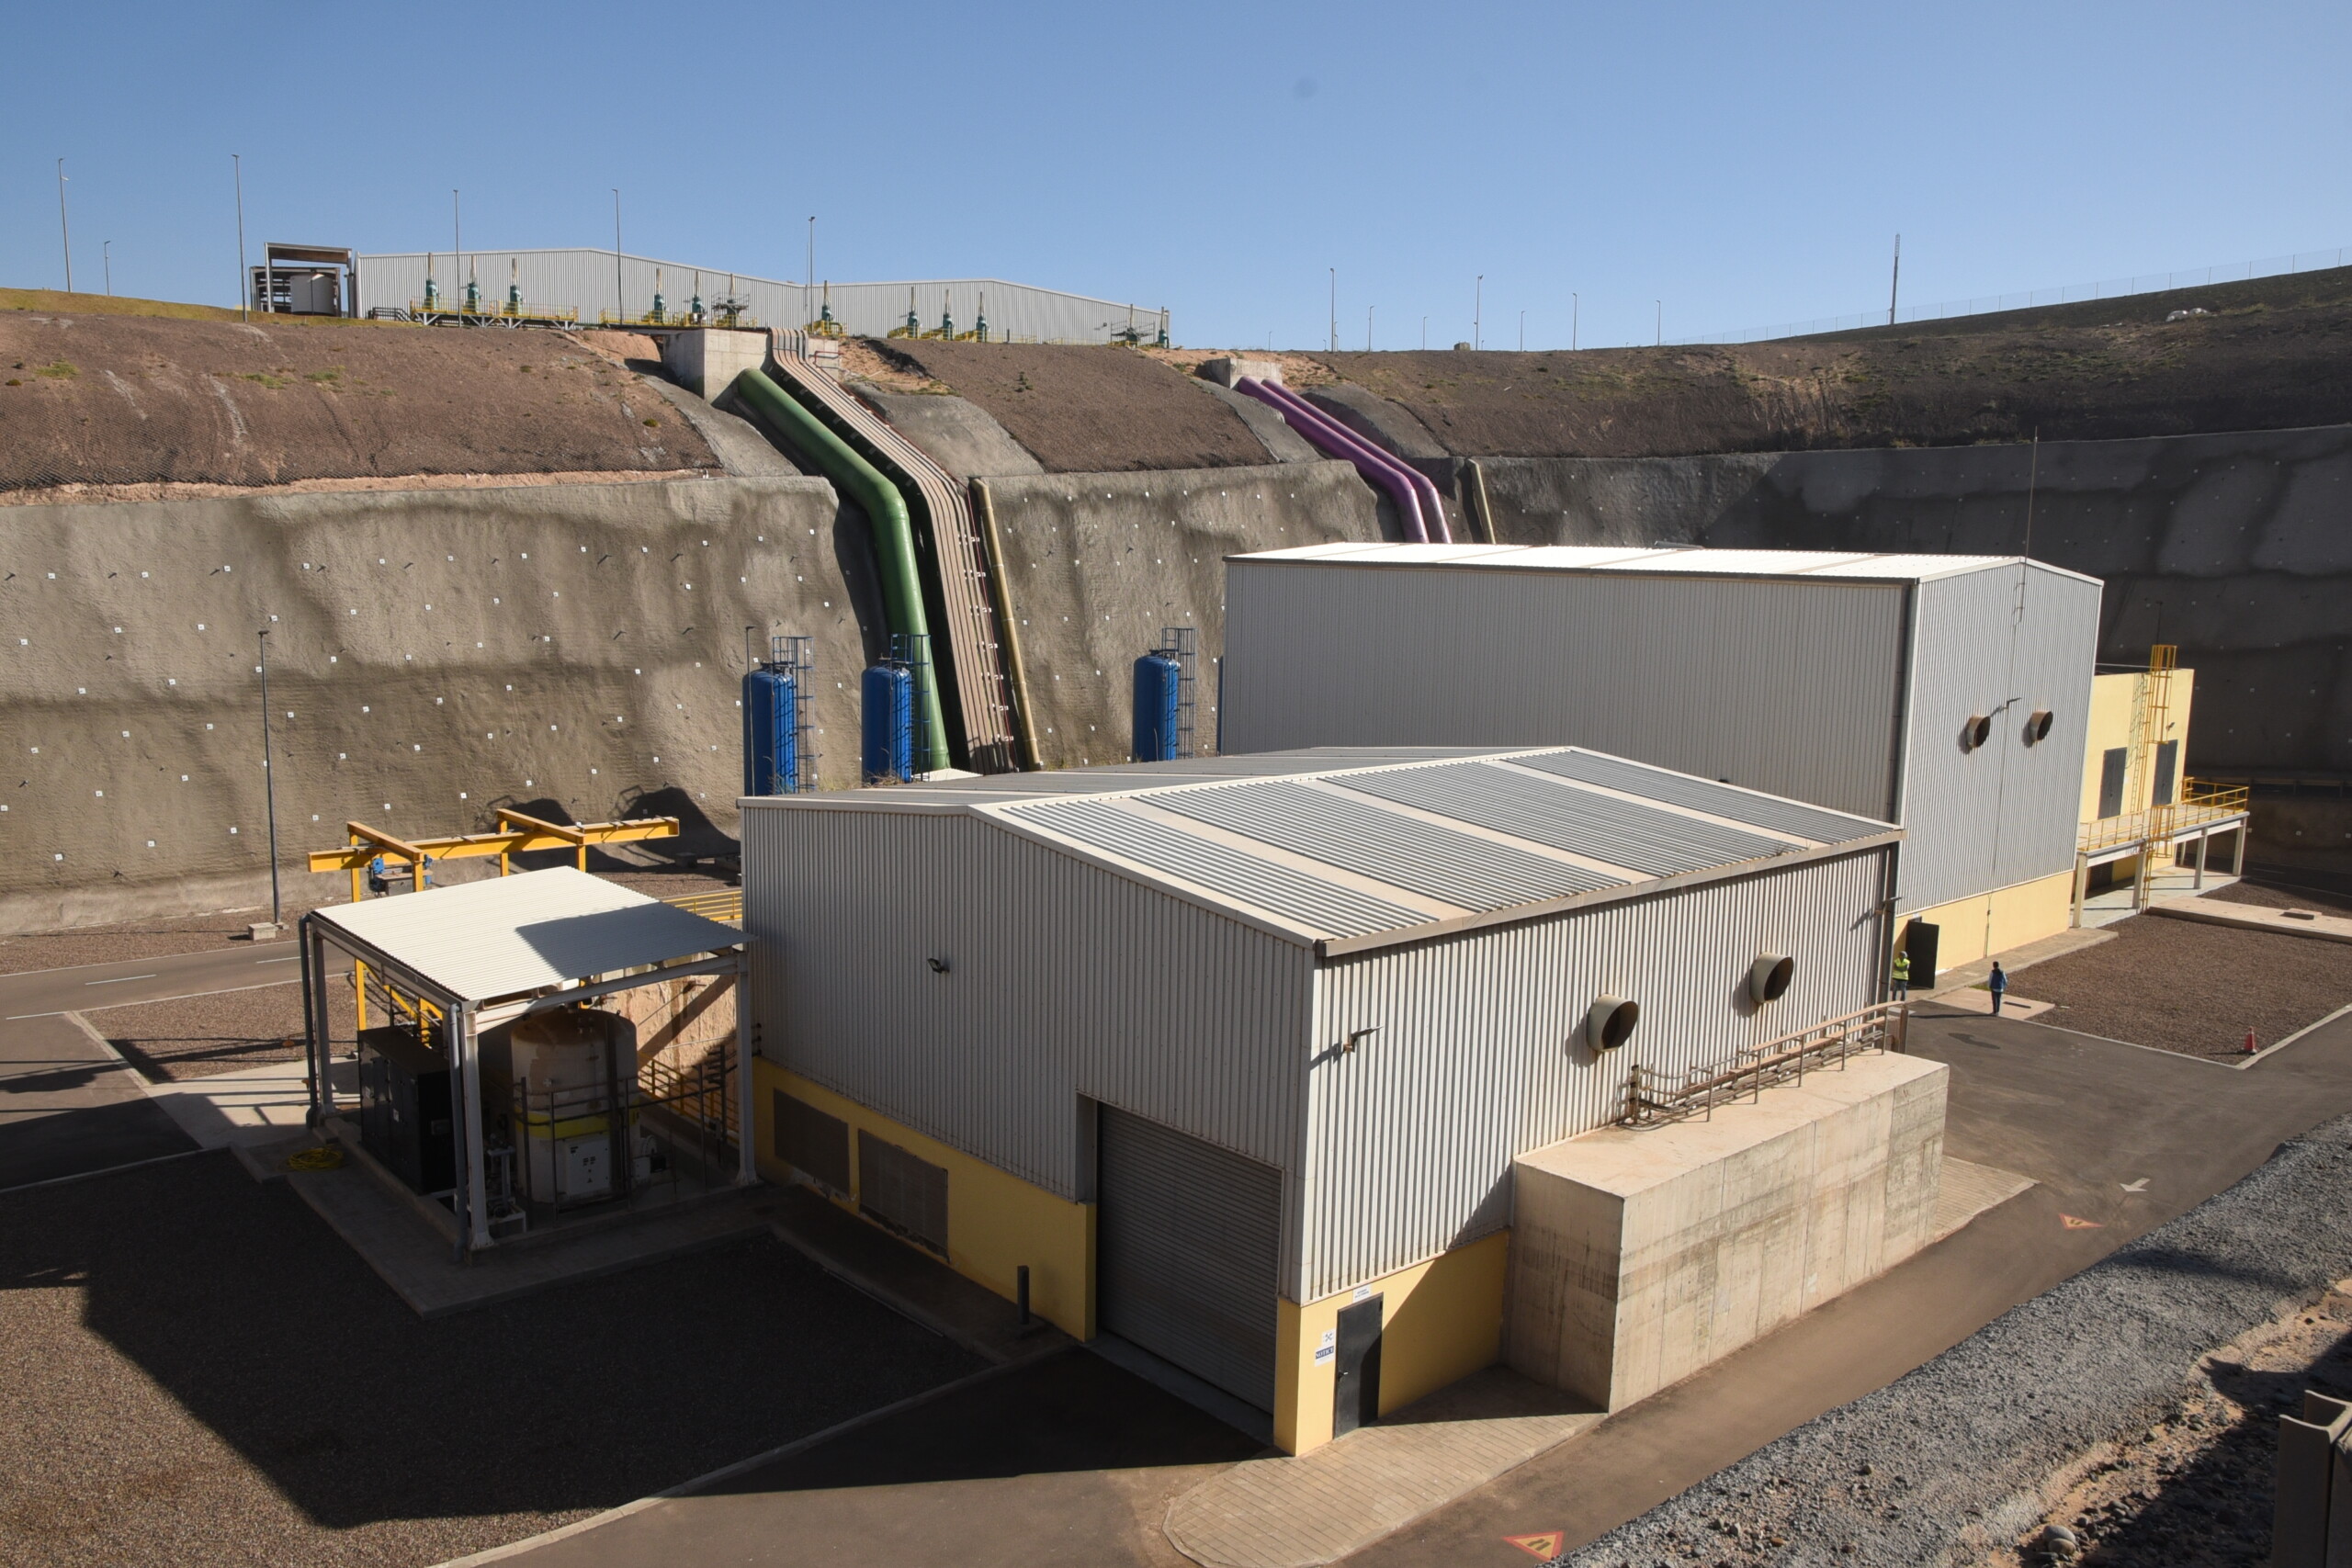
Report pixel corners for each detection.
[6,0,2346,350]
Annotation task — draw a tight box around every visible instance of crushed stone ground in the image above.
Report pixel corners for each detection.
[1559,1115,2352,1568]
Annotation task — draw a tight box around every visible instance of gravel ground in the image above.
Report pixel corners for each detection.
[1965,1283,2352,1568]
[2208,878,2352,919]
[1558,1115,2352,1568]
[2007,904,2352,1061]
[0,1153,979,1568]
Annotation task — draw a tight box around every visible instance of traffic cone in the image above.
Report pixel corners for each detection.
[2245,1029,2258,1055]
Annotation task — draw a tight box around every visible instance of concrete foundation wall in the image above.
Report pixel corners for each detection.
[980,461,1385,768]
[1506,1051,1946,1411]
[0,476,884,931]
[1474,424,2352,776]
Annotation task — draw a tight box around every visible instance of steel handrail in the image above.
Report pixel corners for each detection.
[1623,1000,1909,1126]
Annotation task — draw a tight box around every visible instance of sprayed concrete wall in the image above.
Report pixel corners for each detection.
[0,476,885,931]
[982,460,1384,767]
[1475,424,2352,778]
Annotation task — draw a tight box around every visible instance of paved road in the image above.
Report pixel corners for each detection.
[0,943,311,1021]
[462,1002,2352,1568]
[0,943,332,1190]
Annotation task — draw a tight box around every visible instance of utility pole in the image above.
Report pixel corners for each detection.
[612,189,623,322]
[1572,292,1579,351]
[103,241,111,296]
[1366,304,1374,352]
[258,629,283,932]
[1655,300,1662,346]
[1329,267,1337,354]
[56,159,72,292]
[1421,315,1428,351]
[1519,310,1525,352]
[1474,276,1483,349]
[1888,233,1902,326]
[807,216,815,316]
[453,189,461,265]
[233,153,246,321]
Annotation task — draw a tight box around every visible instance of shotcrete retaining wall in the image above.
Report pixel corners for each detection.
[1476,424,2352,778]
[982,460,1384,767]
[0,476,881,931]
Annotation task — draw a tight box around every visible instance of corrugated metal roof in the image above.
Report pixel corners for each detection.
[1231,543,2097,585]
[1511,749,1881,844]
[1333,761,1801,876]
[1151,778,1623,909]
[752,746,1897,950]
[311,867,741,1003]
[1009,797,1425,938]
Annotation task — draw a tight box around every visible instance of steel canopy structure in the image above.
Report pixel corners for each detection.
[300,867,749,1254]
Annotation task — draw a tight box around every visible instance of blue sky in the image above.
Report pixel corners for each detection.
[6,0,2346,349]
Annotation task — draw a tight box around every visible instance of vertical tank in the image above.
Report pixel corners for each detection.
[862,662,914,783]
[742,665,799,796]
[507,1007,644,1208]
[1133,651,1182,761]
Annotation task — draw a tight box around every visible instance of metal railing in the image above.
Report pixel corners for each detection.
[2078,778,2251,856]
[663,887,742,923]
[1623,1001,1909,1127]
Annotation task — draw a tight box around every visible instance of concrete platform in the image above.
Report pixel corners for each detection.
[2079,865,2243,929]
[2149,898,2352,945]
[283,1123,765,1318]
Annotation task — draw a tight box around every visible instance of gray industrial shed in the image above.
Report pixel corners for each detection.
[1219,545,2101,963]
[741,744,1899,1437]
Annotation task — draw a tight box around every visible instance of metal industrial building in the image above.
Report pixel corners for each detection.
[1219,545,2102,969]
[742,745,1899,1451]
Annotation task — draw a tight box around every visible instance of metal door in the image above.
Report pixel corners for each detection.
[1098,1106,1282,1411]
[1333,1294,1385,1438]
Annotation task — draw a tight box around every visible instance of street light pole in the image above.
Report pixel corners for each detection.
[258,629,283,931]
[1366,304,1374,352]
[807,216,815,317]
[1888,233,1902,326]
[1655,300,1662,346]
[1474,276,1482,349]
[56,159,72,293]
[612,189,623,322]
[233,153,247,321]
[1520,310,1525,352]
[103,241,111,297]
[1329,267,1337,354]
[1572,292,1579,351]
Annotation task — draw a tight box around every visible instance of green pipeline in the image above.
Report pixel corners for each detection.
[729,367,945,773]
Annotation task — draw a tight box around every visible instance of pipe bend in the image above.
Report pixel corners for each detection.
[1237,378,1429,542]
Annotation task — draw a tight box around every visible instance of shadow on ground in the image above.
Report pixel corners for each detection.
[0,1152,982,1566]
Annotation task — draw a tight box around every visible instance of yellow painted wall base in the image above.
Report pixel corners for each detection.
[753,1059,1095,1339]
[1904,869,2075,969]
[1273,1230,1511,1455]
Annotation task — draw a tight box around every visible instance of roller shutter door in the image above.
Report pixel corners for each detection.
[1097,1106,1282,1411]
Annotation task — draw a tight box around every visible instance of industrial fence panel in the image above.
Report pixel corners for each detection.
[357,250,1168,344]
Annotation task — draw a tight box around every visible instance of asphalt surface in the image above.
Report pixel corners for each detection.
[0,1014,197,1190]
[0,944,312,1021]
[1340,1003,2352,1566]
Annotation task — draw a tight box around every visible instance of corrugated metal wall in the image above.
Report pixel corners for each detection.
[1896,565,2101,910]
[1222,562,1907,819]
[1298,847,1894,1301]
[357,250,1160,344]
[741,802,1313,1265]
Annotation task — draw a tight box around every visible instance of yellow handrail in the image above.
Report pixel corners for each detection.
[663,888,743,923]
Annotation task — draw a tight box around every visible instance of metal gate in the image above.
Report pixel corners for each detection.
[1097,1106,1282,1411]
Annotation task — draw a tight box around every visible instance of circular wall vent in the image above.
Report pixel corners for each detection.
[1587,995,1640,1052]
[1961,714,1993,751]
[2025,709,2054,744]
[1749,953,1795,1004]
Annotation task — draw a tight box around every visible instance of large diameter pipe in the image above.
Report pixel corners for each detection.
[1237,378,1446,543]
[731,367,946,772]
[1255,378,1452,543]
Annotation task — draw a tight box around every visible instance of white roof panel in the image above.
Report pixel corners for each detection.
[311,866,741,1003]
[1230,543,2096,586]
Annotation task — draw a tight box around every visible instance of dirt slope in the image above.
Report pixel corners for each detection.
[0,310,719,490]
[871,340,1271,472]
[1309,267,2352,458]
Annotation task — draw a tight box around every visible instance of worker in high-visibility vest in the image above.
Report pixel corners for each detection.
[1890,947,1911,1000]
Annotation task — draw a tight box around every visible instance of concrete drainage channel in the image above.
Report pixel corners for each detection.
[1559,1116,2352,1567]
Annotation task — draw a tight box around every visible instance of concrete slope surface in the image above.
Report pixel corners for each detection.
[0,310,719,490]
[1560,1116,2352,1567]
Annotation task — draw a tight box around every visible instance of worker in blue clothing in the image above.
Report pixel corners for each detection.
[1988,961,2008,1015]
[367,854,389,897]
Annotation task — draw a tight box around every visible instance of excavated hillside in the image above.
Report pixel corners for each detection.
[0,309,720,492]
[1311,267,2352,457]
